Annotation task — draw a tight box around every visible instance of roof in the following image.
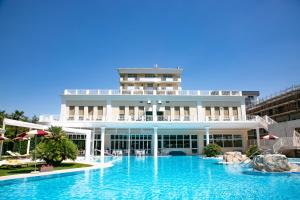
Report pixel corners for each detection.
[242,91,260,96]
[117,67,183,75]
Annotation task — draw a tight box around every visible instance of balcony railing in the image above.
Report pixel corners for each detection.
[64,89,242,96]
[120,77,181,82]
[39,114,254,123]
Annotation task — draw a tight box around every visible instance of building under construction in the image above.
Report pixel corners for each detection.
[247,85,300,157]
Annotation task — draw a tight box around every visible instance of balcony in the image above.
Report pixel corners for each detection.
[64,89,242,96]
[120,77,181,82]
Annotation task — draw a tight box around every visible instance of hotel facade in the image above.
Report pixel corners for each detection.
[39,67,266,158]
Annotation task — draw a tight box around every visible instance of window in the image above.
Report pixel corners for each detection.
[232,107,238,120]
[145,74,155,78]
[68,106,75,120]
[129,106,135,120]
[165,106,171,120]
[184,107,190,121]
[174,107,180,120]
[204,134,243,148]
[128,74,137,78]
[79,106,84,120]
[138,106,144,120]
[88,106,93,120]
[223,134,233,147]
[119,106,125,121]
[215,107,220,120]
[224,107,229,120]
[97,106,103,120]
[233,135,243,147]
[159,134,195,149]
[205,107,211,116]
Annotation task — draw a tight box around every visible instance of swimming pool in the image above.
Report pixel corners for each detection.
[1,156,300,199]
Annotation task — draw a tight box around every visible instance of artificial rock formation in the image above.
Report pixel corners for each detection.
[253,154,291,172]
[223,151,248,164]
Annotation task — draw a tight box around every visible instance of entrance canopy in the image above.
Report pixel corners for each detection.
[3,118,91,135]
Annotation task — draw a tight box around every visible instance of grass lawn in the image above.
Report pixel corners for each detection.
[0,163,92,176]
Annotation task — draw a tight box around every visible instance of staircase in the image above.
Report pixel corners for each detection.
[256,115,300,154]
[273,131,300,153]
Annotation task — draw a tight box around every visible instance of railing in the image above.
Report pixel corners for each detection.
[263,115,277,125]
[120,77,181,82]
[255,115,269,130]
[39,114,60,122]
[273,137,300,153]
[64,89,242,96]
[205,116,240,121]
[248,84,300,108]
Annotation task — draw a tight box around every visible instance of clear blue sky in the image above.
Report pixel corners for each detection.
[0,0,299,117]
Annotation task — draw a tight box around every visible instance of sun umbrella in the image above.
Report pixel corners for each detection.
[0,136,8,140]
[26,130,49,137]
[14,136,29,154]
[262,134,279,140]
[25,130,49,173]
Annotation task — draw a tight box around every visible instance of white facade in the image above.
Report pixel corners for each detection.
[40,67,265,158]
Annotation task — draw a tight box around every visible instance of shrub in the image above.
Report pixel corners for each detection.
[33,126,78,166]
[203,143,222,157]
[246,145,261,159]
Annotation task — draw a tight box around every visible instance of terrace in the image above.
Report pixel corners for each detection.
[64,89,242,96]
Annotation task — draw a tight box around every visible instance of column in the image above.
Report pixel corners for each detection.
[128,128,131,156]
[198,133,204,155]
[256,127,260,147]
[125,106,129,121]
[211,107,215,120]
[153,127,158,157]
[180,107,184,121]
[152,103,157,121]
[197,101,203,121]
[60,102,66,121]
[101,127,105,163]
[85,132,91,160]
[229,107,233,121]
[0,123,5,158]
[93,106,98,120]
[134,106,139,121]
[91,128,95,156]
[106,99,112,121]
[84,106,88,120]
[75,106,79,120]
[26,138,31,155]
[241,103,246,121]
[205,127,210,145]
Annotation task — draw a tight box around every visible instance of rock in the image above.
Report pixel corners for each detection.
[223,151,247,164]
[253,154,291,172]
[289,163,300,172]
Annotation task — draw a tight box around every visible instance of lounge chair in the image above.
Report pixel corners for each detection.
[6,151,28,158]
[6,151,18,157]
[1,159,29,168]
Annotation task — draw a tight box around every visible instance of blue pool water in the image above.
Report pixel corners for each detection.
[1,156,300,199]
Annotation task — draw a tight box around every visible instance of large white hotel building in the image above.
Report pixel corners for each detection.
[39,67,265,158]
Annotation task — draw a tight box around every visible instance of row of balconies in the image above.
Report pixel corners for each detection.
[120,77,181,82]
[64,89,242,96]
[64,115,241,122]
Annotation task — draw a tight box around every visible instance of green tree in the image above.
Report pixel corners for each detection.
[31,115,39,123]
[34,126,78,166]
[246,145,261,159]
[0,110,8,126]
[203,143,222,157]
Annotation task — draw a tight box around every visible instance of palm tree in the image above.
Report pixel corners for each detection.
[0,110,7,126]
[10,110,28,121]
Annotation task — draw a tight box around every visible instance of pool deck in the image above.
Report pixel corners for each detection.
[0,160,113,181]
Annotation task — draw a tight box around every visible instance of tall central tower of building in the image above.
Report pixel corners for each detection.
[117,67,182,91]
